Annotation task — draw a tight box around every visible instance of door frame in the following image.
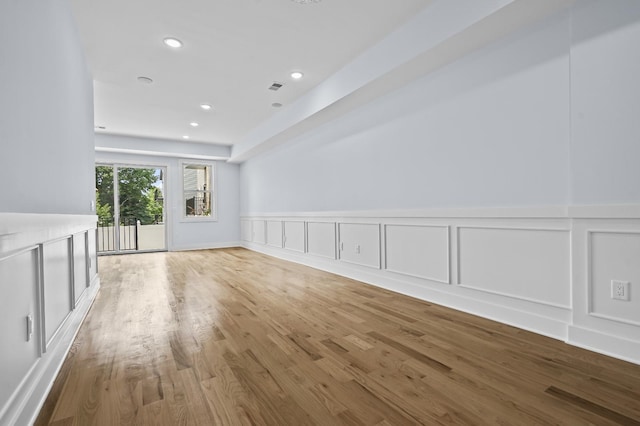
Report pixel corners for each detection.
[96,162,169,255]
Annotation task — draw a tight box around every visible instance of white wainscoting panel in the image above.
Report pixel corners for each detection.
[589,231,640,326]
[240,219,252,242]
[73,233,88,304]
[266,221,283,248]
[458,227,570,307]
[252,220,266,244]
[338,223,380,269]
[385,224,449,283]
[43,238,73,346]
[88,229,97,278]
[284,221,305,253]
[307,222,336,259]
[0,213,99,426]
[0,248,40,416]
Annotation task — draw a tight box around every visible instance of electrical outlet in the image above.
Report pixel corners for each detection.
[611,280,630,301]
[355,244,361,254]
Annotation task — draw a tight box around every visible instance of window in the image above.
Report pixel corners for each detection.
[181,161,216,220]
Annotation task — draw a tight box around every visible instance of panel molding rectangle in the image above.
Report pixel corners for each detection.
[457,226,571,309]
[384,224,450,284]
[252,220,266,244]
[283,221,305,253]
[587,230,640,327]
[0,213,99,426]
[72,232,88,306]
[338,223,381,269]
[43,237,73,349]
[0,247,41,411]
[266,221,283,248]
[307,222,336,259]
[240,219,253,242]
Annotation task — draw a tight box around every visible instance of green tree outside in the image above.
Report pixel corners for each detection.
[95,166,163,225]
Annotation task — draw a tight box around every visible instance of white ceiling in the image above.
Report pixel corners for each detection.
[70,0,432,146]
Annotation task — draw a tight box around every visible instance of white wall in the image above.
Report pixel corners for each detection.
[570,0,640,204]
[0,0,95,215]
[95,134,240,250]
[240,11,571,213]
[0,1,99,423]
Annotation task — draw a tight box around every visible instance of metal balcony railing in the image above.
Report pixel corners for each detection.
[96,217,138,253]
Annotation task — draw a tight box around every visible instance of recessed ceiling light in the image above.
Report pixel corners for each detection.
[190,122,199,127]
[163,37,183,48]
[137,76,153,84]
[182,135,189,139]
[291,71,304,80]
[272,102,283,108]
[200,104,212,110]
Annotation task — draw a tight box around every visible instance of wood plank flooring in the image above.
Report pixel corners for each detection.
[35,248,640,425]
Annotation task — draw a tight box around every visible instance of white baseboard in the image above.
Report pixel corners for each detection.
[170,241,241,252]
[567,325,640,365]
[3,276,100,426]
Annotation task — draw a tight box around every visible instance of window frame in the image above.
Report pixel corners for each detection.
[179,159,217,222]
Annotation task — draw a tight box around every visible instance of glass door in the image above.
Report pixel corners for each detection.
[95,164,166,254]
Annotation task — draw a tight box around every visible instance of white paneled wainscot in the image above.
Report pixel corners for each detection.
[307,222,336,259]
[242,206,640,366]
[0,214,100,426]
[283,221,305,253]
[266,220,283,248]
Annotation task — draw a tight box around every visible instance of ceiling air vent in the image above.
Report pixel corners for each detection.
[269,82,284,91]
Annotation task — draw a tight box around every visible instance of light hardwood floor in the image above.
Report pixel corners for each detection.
[35,248,640,425]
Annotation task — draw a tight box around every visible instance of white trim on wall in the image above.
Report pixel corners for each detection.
[0,214,100,426]
[586,229,640,327]
[171,241,241,252]
[455,226,571,309]
[383,224,450,284]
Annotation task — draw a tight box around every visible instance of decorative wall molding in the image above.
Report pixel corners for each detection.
[307,222,337,259]
[240,219,252,242]
[252,220,266,245]
[337,223,381,269]
[456,226,571,309]
[587,230,640,327]
[283,221,305,253]
[0,213,97,255]
[0,214,99,426]
[170,241,242,252]
[241,206,640,366]
[567,325,640,367]
[384,224,450,284]
[266,220,283,248]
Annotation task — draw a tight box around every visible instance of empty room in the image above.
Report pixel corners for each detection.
[2,0,640,424]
